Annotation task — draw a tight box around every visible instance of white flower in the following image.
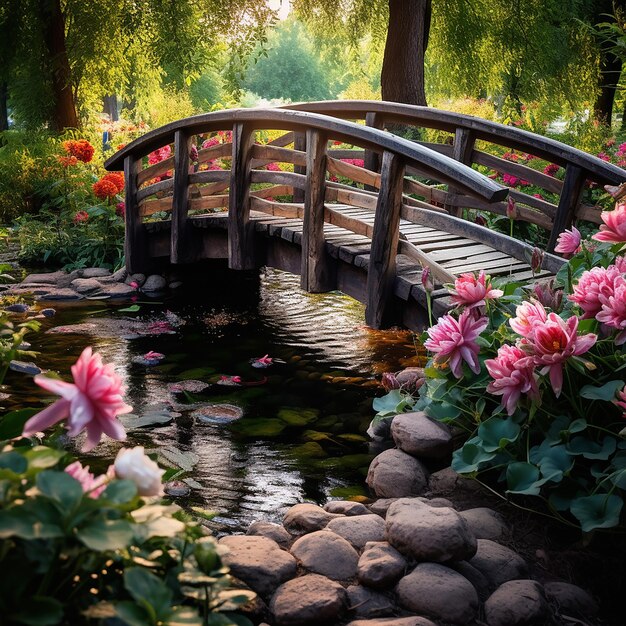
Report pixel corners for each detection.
[114,446,164,496]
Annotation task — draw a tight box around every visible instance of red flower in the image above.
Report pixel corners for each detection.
[101,172,124,194]
[63,139,94,163]
[73,211,89,224]
[58,155,78,167]
[543,163,560,177]
[116,202,125,217]
[93,178,119,200]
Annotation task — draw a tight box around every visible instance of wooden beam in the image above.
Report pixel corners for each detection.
[228,122,256,270]
[447,127,476,217]
[364,111,383,190]
[547,164,586,252]
[293,132,306,203]
[124,154,145,274]
[366,150,405,328]
[171,130,192,264]
[301,128,333,292]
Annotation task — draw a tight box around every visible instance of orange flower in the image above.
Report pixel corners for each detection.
[63,139,95,163]
[101,172,124,193]
[93,178,120,200]
[58,155,78,167]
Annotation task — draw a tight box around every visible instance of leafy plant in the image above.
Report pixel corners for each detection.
[0,312,39,385]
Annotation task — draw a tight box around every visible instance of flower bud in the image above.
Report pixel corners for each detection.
[506,196,517,220]
[531,247,544,274]
[421,267,434,293]
[114,446,164,496]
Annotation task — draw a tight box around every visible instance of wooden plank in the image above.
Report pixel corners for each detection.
[447,127,476,217]
[301,128,333,292]
[190,195,229,211]
[364,111,383,191]
[428,244,495,263]
[189,170,231,185]
[547,164,587,252]
[228,122,255,270]
[332,187,379,210]
[293,132,306,203]
[250,170,306,189]
[137,154,174,186]
[139,197,173,217]
[576,204,602,224]
[250,142,306,168]
[366,150,405,329]
[137,178,174,203]
[124,155,145,274]
[398,240,456,284]
[171,130,192,264]
[197,141,231,166]
[327,156,381,188]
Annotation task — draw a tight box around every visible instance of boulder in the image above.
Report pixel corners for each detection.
[270,573,347,626]
[143,274,167,291]
[459,507,509,541]
[346,585,395,619]
[247,520,292,549]
[82,268,111,278]
[219,535,296,598]
[450,560,491,600]
[428,466,480,494]
[325,514,386,550]
[127,273,146,287]
[283,503,341,535]
[358,541,406,589]
[39,288,82,300]
[468,539,528,590]
[99,283,136,298]
[484,580,550,626]
[368,498,397,517]
[22,271,66,285]
[544,581,599,618]
[70,278,102,294]
[290,530,359,581]
[396,563,479,624]
[390,411,452,459]
[366,449,429,498]
[112,267,128,282]
[324,500,370,516]
[385,498,477,562]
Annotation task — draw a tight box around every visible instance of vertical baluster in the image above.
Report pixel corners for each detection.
[124,154,144,273]
[228,122,255,269]
[364,111,383,191]
[301,128,333,292]
[171,131,192,264]
[366,150,405,329]
[293,132,306,203]
[547,164,586,252]
[446,127,476,217]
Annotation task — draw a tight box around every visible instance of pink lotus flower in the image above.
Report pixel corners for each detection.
[252,354,273,368]
[530,247,544,274]
[532,280,563,311]
[509,299,547,338]
[615,383,626,417]
[450,271,503,310]
[424,309,488,378]
[22,347,131,451]
[520,313,597,397]
[596,275,626,344]
[569,266,622,318]
[486,344,539,415]
[614,256,626,273]
[554,226,582,257]
[65,460,110,498]
[218,375,242,385]
[421,267,434,293]
[593,203,626,243]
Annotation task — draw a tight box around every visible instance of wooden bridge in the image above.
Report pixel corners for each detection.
[104,101,625,329]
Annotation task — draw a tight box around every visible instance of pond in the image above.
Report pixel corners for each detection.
[2,266,422,532]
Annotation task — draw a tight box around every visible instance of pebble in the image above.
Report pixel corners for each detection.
[366,449,429,498]
[38,288,82,300]
[9,360,42,376]
[70,278,102,294]
[40,308,56,317]
[484,579,550,626]
[4,303,29,313]
[290,530,359,581]
[164,480,191,497]
[459,507,509,541]
[82,268,112,278]
[143,274,167,291]
[543,581,599,618]
[346,619,437,626]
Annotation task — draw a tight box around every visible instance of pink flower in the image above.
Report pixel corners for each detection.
[143,351,164,360]
[531,247,544,274]
[65,461,110,498]
[509,299,547,338]
[486,344,539,415]
[506,196,517,219]
[189,144,199,162]
[148,145,172,165]
[521,313,597,397]
[614,256,626,273]
[381,372,400,391]
[544,163,560,177]
[532,280,563,311]
[421,267,434,293]
[129,281,139,290]
[202,137,220,149]
[73,210,89,224]
[569,266,622,318]
[22,347,131,451]
[533,193,544,200]
[615,383,626,417]
[593,203,626,243]
[554,226,582,257]
[252,354,273,368]
[218,375,242,385]
[596,275,626,344]
[424,309,488,378]
[597,152,611,162]
[115,201,125,218]
[265,162,281,171]
[450,271,503,310]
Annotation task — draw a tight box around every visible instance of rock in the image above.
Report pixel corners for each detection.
[247,520,292,549]
[346,615,437,626]
[366,449,429,498]
[395,367,425,387]
[219,535,296,598]
[396,563,479,624]
[38,288,82,300]
[450,560,491,600]
[324,500,370,516]
[390,411,452,459]
[142,274,167,291]
[270,573,347,626]
[459,508,509,541]
[82,268,111,278]
[70,278,102,294]
[385,498,477,562]
[283,503,341,535]
[368,499,396,517]
[40,308,56,317]
[544,581,599,618]
[5,304,29,313]
[325,514,386,550]
[100,283,136,298]
[468,539,528,590]
[418,496,455,508]
[484,580,550,626]
[112,267,128,282]
[367,417,392,441]
[290,530,359,581]
[127,273,146,287]
[358,541,406,589]
[9,360,42,376]
[164,480,191,497]
[428,466,480,494]
[346,585,395,619]
[22,271,66,285]
[168,280,183,289]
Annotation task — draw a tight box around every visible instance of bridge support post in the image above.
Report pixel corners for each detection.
[123,154,145,274]
[364,112,383,191]
[366,150,405,329]
[301,129,334,292]
[171,130,192,264]
[229,122,256,270]
[445,127,476,217]
[547,164,586,252]
[293,132,306,203]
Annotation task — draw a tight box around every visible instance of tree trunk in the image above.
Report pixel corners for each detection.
[103,94,119,121]
[593,50,622,125]
[381,0,431,106]
[41,0,79,131]
[0,82,8,132]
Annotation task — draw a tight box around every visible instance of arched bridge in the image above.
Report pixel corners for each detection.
[104,101,625,329]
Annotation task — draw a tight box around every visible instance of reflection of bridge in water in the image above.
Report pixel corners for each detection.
[105,101,625,330]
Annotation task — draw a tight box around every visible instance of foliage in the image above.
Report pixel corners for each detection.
[0,313,39,385]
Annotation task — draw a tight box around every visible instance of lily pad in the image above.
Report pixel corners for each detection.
[277,407,319,426]
[168,380,209,394]
[176,367,216,380]
[230,418,286,437]
[159,447,200,472]
[121,405,180,428]
[192,404,244,425]
[290,442,327,459]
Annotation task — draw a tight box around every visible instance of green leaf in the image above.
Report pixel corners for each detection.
[0,450,27,474]
[77,518,134,551]
[506,462,542,495]
[24,447,65,470]
[102,479,137,504]
[0,408,38,439]
[0,508,63,539]
[118,304,141,313]
[124,567,173,620]
[9,597,63,625]
[372,390,411,416]
[425,401,461,421]
[451,441,496,474]
[36,470,83,510]
[115,601,151,626]
[168,606,204,625]
[537,445,574,482]
[567,436,617,460]
[477,417,520,452]
[580,380,625,401]
[205,614,253,626]
[570,494,623,532]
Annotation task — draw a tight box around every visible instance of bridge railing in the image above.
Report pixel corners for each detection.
[284,101,626,251]
[105,108,522,326]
